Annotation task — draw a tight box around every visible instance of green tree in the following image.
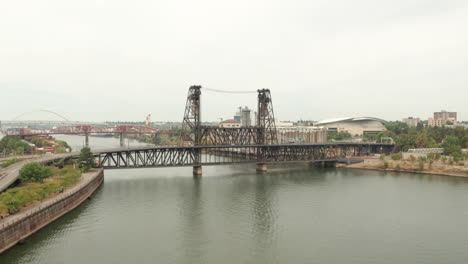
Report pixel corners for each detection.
[385,121,409,135]
[442,136,461,155]
[19,162,53,183]
[395,134,417,152]
[78,147,96,172]
[15,146,24,155]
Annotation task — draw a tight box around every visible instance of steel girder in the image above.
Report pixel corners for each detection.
[95,143,394,169]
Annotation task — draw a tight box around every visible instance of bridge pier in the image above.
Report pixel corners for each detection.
[85,134,89,147]
[193,166,202,177]
[256,163,267,172]
[120,133,125,147]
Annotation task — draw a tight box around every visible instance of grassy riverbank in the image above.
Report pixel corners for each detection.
[0,166,82,216]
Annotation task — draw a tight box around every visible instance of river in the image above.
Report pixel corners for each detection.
[1,135,468,264]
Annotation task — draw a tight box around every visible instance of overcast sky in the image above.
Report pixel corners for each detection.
[1,0,467,122]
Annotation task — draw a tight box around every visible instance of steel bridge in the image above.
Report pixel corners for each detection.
[93,86,394,175]
[1,125,175,147]
[95,143,393,169]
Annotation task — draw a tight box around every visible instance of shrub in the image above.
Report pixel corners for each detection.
[458,162,465,166]
[408,155,416,162]
[19,162,53,183]
[427,152,435,160]
[448,159,454,166]
[418,161,424,171]
[395,164,401,170]
[441,156,448,164]
[383,161,389,169]
[0,192,19,213]
[418,156,427,162]
[429,160,434,169]
[391,153,402,160]
[453,152,462,163]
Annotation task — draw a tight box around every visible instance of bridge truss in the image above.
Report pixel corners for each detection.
[96,143,393,169]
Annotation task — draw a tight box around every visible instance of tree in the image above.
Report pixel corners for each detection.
[416,122,424,132]
[395,134,416,152]
[442,136,461,155]
[78,147,96,172]
[385,121,409,135]
[19,162,53,183]
[15,146,24,155]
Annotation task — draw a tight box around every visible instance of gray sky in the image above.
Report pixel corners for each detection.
[1,0,467,122]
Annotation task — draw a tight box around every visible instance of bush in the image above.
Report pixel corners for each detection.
[19,162,53,183]
[383,161,389,169]
[453,152,462,163]
[418,161,424,171]
[408,155,416,162]
[427,152,435,160]
[429,160,434,169]
[441,156,448,164]
[391,153,402,160]
[395,164,401,170]
[448,159,454,166]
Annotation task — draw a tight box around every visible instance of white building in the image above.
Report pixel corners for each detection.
[316,117,387,136]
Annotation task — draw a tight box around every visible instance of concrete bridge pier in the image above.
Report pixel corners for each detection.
[119,133,125,147]
[256,163,267,172]
[85,133,89,147]
[193,166,202,177]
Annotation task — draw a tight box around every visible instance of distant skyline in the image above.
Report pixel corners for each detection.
[1,0,467,122]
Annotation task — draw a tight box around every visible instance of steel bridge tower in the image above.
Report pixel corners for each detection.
[181,85,278,176]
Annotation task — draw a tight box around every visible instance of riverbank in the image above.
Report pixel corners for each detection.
[337,158,468,177]
[0,168,104,254]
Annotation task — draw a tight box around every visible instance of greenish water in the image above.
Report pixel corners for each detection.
[2,136,468,264]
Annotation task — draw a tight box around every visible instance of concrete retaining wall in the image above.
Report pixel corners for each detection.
[0,168,104,254]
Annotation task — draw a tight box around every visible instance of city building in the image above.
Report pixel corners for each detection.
[316,117,387,136]
[233,106,252,127]
[145,114,152,127]
[219,119,241,128]
[240,106,252,127]
[402,117,420,127]
[428,110,457,127]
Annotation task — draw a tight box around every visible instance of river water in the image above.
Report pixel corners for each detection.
[2,135,468,264]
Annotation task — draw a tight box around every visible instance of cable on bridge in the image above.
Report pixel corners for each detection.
[202,87,257,94]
